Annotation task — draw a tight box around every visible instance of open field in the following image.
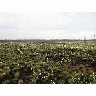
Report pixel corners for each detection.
[0,41,96,84]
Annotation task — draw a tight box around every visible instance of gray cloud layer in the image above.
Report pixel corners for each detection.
[0,12,96,39]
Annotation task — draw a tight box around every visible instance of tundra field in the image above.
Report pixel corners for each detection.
[0,41,96,84]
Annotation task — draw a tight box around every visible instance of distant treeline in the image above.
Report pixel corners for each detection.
[0,39,96,43]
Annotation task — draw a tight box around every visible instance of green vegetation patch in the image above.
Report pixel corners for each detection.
[0,42,96,84]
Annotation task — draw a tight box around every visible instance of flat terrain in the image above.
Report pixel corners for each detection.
[0,42,96,84]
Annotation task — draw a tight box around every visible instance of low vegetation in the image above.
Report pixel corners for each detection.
[0,41,96,84]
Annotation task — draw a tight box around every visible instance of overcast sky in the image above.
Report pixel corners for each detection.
[0,12,96,40]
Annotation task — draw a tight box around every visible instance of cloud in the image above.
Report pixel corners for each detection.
[0,12,96,39]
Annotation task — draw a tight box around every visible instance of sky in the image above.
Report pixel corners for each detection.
[0,12,96,40]
[0,0,96,40]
